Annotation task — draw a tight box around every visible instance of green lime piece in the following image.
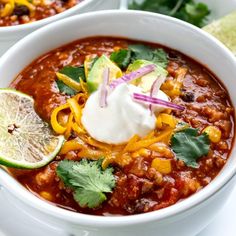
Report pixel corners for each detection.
[0,89,64,169]
[203,11,236,56]
[87,55,122,93]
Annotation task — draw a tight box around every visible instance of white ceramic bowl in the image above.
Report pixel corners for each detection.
[0,10,236,236]
[0,0,120,56]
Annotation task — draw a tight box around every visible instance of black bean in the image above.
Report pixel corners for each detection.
[167,51,181,61]
[180,92,195,102]
[13,5,30,17]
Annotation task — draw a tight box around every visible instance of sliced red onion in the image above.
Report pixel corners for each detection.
[133,93,185,111]
[100,68,110,108]
[109,64,156,89]
[149,75,167,114]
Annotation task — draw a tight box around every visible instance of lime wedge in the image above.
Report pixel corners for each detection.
[203,11,236,56]
[0,89,64,169]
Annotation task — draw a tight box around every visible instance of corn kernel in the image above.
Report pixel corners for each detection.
[161,80,182,97]
[161,80,174,90]
[151,158,172,174]
[203,126,221,143]
[131,151,140,158]
[138,148,150,158]
[160,114,177,128]
[40,191,53,201]
[149,143,167,153]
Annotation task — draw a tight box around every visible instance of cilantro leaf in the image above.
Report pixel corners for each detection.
[110,49,131,69]
[171,128,210,168]
[152,48,169,68]
[183,2,210,27]
[129,44,154,61]
[129,44,168,68]
[56,159,116,208]
[129,0,210,27]
[56,66,86,96]
[60,66,86,82]
[56,80,76,96]
[110,44,168,69]
[74,189,106,208]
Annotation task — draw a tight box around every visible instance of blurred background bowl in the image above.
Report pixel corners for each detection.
[0,0,120,56]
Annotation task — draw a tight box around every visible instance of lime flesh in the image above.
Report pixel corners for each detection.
[203,11,236,56]
[0,89,64,169]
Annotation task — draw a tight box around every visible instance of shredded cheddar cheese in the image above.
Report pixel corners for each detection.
[56,73,82,92]
[51,103,70,134]
[50,92,88,138]
[59,138,84,155]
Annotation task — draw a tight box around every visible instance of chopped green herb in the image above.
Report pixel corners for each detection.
[152,49,169,68]
[129,44,154,61]
[56,66,86,96]
[110,49,131,69]
[56,159,116,208]
[129,0,210,28]
[171,128,210,168]
[110,44,168,69]
[129,44,168,68]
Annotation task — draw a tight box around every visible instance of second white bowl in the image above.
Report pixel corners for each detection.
[0,0,120,56]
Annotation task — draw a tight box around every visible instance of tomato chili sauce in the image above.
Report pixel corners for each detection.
[0,0,83,26]
[8,37,235,215]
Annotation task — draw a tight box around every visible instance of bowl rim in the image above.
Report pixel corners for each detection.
[0,9,236,227]
[0,0,95,33]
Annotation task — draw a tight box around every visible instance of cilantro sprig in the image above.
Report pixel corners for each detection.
[56,159,116,208]
[171,128,210,168]
[110,44,168,69]
[129,0,210,28]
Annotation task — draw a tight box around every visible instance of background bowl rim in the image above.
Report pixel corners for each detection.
[0,0,95,33]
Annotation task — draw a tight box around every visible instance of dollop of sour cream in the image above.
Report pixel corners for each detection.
[81,84,169,144]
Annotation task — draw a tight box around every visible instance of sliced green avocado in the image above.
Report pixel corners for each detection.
[87,55,122,93]
[127,60,168,92]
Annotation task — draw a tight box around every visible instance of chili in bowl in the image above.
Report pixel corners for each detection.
[0,10,235,236]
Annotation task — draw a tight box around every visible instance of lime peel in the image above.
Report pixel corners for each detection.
[0,89,64,169]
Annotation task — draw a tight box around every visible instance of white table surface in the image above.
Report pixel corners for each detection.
[1,1,236,236]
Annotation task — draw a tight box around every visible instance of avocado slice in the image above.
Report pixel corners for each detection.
[87,55,122,93]
[127,60,168,92]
